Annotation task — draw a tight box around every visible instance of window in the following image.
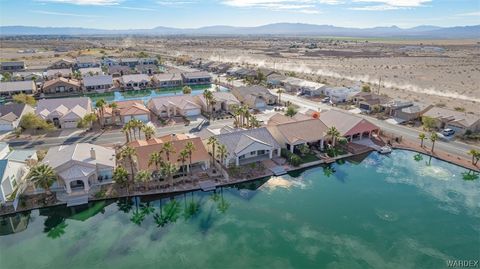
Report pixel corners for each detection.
[258,150,265,155]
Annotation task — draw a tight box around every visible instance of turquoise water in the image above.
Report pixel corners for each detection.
[86,84,228,104]
[0,150,479,269]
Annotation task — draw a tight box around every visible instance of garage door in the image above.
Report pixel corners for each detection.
[256,101,266,108]
[62,121,78,129]
[124,116,132,122]
[133,114,149,122]
[184,108,201,116]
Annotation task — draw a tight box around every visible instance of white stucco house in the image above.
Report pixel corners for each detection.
[42,143,116,195]
[36,97,92,129]
[212,127,281,166]
[147,95,202,118]
[0,103,34,131]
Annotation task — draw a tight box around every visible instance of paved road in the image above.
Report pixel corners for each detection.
[7,118,234,150]
[275,91,480,159]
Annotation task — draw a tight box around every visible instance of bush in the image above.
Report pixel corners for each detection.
[289,154,302,166]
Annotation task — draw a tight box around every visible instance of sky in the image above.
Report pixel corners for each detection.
[0,0,479,29]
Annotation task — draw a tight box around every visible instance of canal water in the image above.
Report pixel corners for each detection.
[0,150,478,269]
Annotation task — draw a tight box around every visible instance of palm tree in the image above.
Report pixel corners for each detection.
[184,141,195,178]
[119,146,137,180]
[122,125,131,143]
[430,132,438,153]
[178,149,189,182]
[161,162,178,187]
[207,136,218,165]
[467,149,480,165]
[108,102,118,125]
[148,152,163,171]
[162,141,175,162]
[418,133,426,147]
[249,115,260,128]
[113,167,129,189]
[95,99,106,126]
[28,164,56,196]
[285,105,297,117]
[203,90,213,118]
[135,170,151,184]
[129,119,145,139]
[182,86,192,94]
[141,125,155,140]
[327,126,341,147]
[276,89,285,105]
[217,144,228,167]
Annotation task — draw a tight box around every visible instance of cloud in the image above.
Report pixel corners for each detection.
[350,0,430,10]
[156,0,196,6]
[221,0,322,14]
[40,0,121,5]
[117,6,157,11]
[456,11,480,17]
[31,10,103,17]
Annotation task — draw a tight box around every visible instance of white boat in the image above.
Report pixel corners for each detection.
[378,146,392,154]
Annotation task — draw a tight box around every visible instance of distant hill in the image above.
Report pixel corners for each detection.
[1,23,479,38]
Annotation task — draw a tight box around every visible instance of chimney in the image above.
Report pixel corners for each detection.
[90,148,96,160]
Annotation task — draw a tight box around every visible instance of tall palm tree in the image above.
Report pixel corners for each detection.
[28,164,57,196]
[184,141,195,178]
[161,162,178,187]
[148,152,163,171]
[141,125,155,140]
[327,126,341,147]
[467,149,480,165]
[249,115,260,128]
[113,167,129,189]
[203,90,213,117]
[276,89,285,105]
[95,99,106,127]
[119,146,137,181]
[108,102,118,125]
[162,141,175,162]
[178,149,189,183]
[207,136,218,165]
[430,132,438,153]
[122,125,131,143]
[418,133,426,147]
[217,144,228,166]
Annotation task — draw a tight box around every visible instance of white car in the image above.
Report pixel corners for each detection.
[442,128,455,137]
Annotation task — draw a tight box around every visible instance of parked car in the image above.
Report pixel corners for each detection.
[442,128,455,136]
[321,97,330,103]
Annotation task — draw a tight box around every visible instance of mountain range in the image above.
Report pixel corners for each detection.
[1,23,479,38]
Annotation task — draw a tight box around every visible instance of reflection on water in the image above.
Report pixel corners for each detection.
[0,150,478,269]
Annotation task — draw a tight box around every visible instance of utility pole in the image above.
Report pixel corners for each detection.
[378,76,382,95]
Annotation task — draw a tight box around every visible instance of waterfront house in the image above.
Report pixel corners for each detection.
[352,92,391,113]
[42,143,115,195]
[212,127,281,166]
[75,56,100,69]
[322,87,360,103]
[0,81,37,97]
[78,67,103,77]
[181,71,212,86]
[83,75,114,92]
[195,91,240,113]
[103,100,150,125]
[147,95,201,118]
[0,103,34,131]
[0,145,37,204]
[42,77,81,95]
[129,134,210,173]
[152,73,183,88]
[422,107,480,134]
[107,65,131,78]
[121,74,151,90]
[120,58,140,68]
[45,68,73,80]
[135,64,158,75]
[36,97,92,129]
[232,85,277,109]
[267,115,328,152]
[319,110,380,141]
[1,62,25,73]
[48,59,74,69]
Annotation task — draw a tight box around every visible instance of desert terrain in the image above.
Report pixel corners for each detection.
[1,36,479,113]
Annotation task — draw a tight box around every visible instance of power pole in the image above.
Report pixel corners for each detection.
[378,76,382,95]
